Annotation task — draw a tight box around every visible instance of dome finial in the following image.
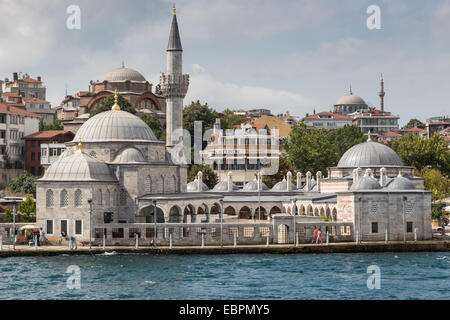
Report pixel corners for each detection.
[173,3,176,15]
[111,88,121,111]
[349,84,353,95]
[76,137,84,154]
[122,61,125,68]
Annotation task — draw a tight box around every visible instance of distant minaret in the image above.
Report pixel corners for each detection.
[379,74,385,112]
[159,4,190,148]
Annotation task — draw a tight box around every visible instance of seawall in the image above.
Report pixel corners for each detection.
[0,241,448,258]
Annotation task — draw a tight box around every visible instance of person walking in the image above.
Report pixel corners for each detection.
[33,229,40,247]
[316,228,323,245]
[70,236,78,249]
[312,227,319,244]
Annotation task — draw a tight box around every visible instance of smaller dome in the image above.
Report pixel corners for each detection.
[271,178,298,192]
[40,152,117,182]
[239,178,269,192]
[350,176,382,191]
[187,179,209,192]
[387,174,416,190]
[335,94,367,105]
[101,66,146,82]
[212,181,239,192]
[113,147,145,163]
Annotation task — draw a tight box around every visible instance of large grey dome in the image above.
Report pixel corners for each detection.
[112,147,146,163]
[101,66,146,82]
[74,110,157,142]
[337,141,403,168]
[40,152,117,182]
[387,175,416,190]
[335,94,367,105]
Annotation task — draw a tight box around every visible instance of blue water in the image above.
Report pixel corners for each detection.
[0,252,448,299]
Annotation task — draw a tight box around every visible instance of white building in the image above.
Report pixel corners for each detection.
[302,112,352,130]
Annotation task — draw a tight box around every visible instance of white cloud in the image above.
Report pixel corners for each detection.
[186,64,312,115]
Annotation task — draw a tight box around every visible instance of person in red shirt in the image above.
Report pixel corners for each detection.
[316,228,323,245]
[312,227,319,244]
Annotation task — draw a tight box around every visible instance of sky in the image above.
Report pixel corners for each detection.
[0,0,449,125]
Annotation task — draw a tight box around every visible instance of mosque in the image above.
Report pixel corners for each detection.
[34,8,432,245]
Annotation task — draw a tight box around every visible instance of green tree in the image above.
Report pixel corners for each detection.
[18,195,36,222]
[418,167,450,202]
[183,100,218,141]
[389,133,450,176]
[5,208,12,223]
[404,118,425,129]
[7,171,36,195]
[285,123,338,175]
[262,154,296,188]
[328,125,366,160]
[90,93,136,117]
[219,109,243,131]
[187,164,218,189]
[140,114,164,141]
[39,119,63,131]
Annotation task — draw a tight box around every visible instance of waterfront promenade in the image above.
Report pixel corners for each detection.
[0,240,448,258]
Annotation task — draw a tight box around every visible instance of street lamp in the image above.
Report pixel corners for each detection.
[402,196,407,243]
[88,198,92,249]
[153,199,157,246]
[219,199,224,247]
[12,201,17,250]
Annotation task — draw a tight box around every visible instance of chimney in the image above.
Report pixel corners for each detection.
[13,72,18,81]
[287,171,292,192]
[380,167,387,186]
[316,171,322,192]
[37,76,41,82]
[296,172,302,189]
[227,171,233,192]
[197,171,203,192]
[306,171,312,191]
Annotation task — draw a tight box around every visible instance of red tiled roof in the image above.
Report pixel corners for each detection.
[0,103,40,118]
[2,92,22,97]
[404,127,425,132]
[383,131,402,137]
[23,130,73,140]
[19,77,41,83]
[304,112,351,120]
[25,98,50,104]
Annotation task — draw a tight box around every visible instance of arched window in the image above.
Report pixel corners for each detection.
[160,175,165,193]
[46,189,54,208]
[105,189,110,207]
[97,189,102,206]
[145,176,152,193]
[172,175,177,192]
[74,189,82,207]
[60,189,68,207]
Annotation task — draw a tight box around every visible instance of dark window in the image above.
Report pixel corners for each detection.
[104,212,114,224]
[75,220,82,235]
[46,220,53,234]
[31,167,35,175]
[37,167,42,176]
[406,222,413,233]
[31,152,35,160]
[371,222,378,234]
[61,220,67,236]
[31,141,35,147]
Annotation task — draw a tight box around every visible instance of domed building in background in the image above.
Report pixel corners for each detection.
[333,88,368,115]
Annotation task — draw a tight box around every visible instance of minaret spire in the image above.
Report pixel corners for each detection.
[379,73,385,112]
[160,5,189,149]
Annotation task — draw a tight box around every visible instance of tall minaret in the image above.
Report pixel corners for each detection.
[379,74,385,112]
[159,4,189,148]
